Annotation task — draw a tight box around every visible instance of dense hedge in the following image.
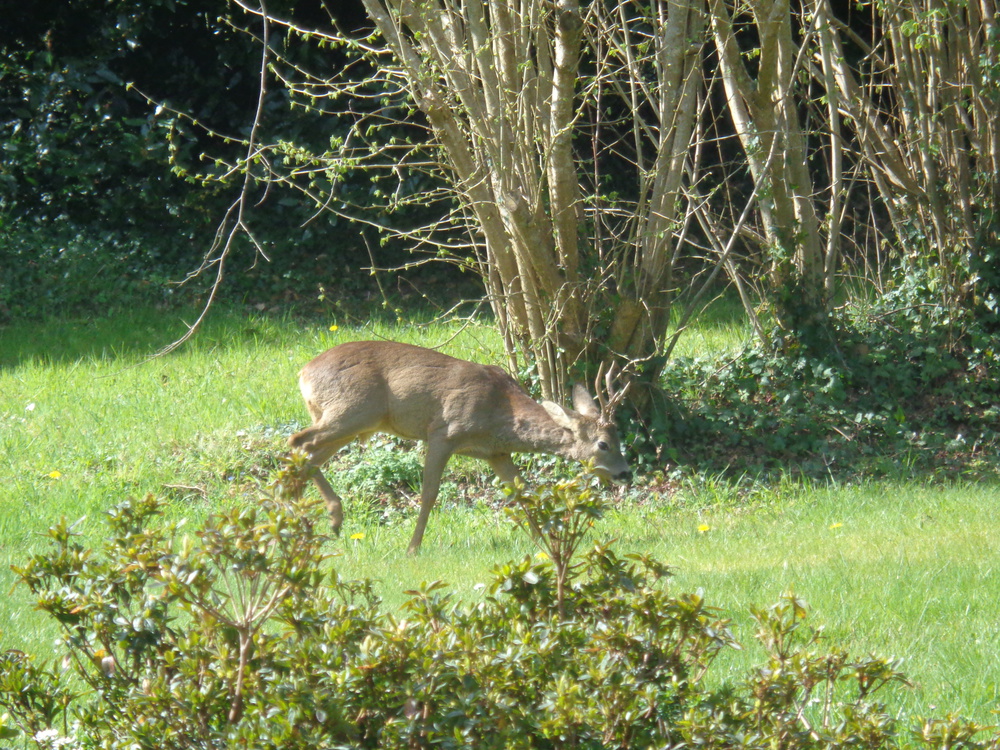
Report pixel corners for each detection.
[0,215,472,321]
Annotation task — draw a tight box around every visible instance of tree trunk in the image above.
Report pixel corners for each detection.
[709,0,832,336]
[359,0,708,398]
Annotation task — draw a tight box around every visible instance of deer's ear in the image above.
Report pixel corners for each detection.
[571,384,600,418]
[542,400,577,431]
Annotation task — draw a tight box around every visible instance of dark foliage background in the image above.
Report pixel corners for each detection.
[0,0,439,319]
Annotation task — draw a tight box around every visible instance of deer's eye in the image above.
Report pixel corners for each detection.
[597,440,610,452]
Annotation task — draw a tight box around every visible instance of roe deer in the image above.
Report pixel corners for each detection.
[289,340,631,554]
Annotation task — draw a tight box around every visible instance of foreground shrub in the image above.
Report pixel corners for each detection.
[0,460,994,748]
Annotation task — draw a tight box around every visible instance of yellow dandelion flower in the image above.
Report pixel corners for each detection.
[829,522,843,530]
[48,470,62,479]
[350,532,365,541]
[535,551,550,560]
[697,524,711,533]
[329,324,339,332]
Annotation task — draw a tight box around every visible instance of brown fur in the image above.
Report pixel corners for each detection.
[290,341,631,554]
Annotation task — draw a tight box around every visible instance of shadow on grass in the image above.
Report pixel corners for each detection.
[0,306,303,369]
[0,301,493,370]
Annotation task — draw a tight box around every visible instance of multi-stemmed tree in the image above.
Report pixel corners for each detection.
[213,0,998,398]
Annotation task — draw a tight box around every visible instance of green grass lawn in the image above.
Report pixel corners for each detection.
[326,479,1000,722]
[1,304,998,724]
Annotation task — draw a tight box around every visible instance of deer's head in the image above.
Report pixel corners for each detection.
[541,366,632,483]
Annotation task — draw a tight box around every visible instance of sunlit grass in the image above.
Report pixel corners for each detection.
[1,301,999,724]
[325,479,1000,721]
[610,481,1000,720]
[668,293,754,359]
[0,305,503,653]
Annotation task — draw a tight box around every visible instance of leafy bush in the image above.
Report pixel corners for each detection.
[0,459,994,749]
[654,266,1000,481]
[0,222,200,320]
[0,212,479,322]
[338,437,425,501]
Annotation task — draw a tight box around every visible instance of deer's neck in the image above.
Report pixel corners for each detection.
[513,401,583,460]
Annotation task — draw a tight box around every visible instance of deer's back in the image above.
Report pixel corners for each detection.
[299,341,529,442]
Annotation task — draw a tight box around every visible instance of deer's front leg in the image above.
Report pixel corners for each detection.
[312,472,345,534]
[487,454,518,485]
[407,441,453,555]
